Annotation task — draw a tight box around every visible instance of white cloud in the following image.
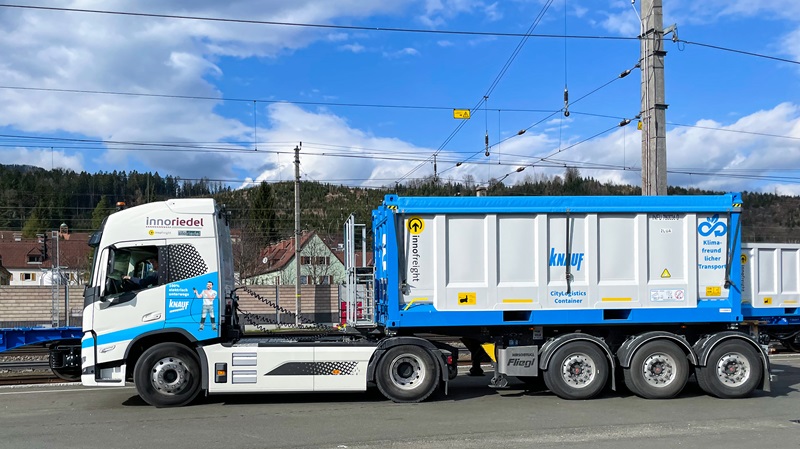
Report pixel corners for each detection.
[503,102,800,193]
[339,43,366,53]
[437,40,454,47]
[0,147,85,172]
[383,47,420,58]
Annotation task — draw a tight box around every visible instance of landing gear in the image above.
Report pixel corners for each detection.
[49,341,81,382]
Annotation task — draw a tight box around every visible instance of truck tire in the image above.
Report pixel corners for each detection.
[543,341,608,400]
[133,342,202,407]
[623,340,688,399]
[375,345,439,403]
[696,340,762,399]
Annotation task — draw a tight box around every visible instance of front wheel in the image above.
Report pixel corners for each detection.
[696,340,763,399]
[543,341,609,400]
[623,340,689,399]
[133,343,202,407]
[375,345,440,403]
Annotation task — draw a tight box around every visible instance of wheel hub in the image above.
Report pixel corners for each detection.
[561,353,595,388]
[642,353,676,386]
[716,353,750,386]
[389,355,425,390]
[151,357,190,395]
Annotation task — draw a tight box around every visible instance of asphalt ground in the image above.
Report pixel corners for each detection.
[0,354,798,449]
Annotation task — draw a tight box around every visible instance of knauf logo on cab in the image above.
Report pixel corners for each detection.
[549,248,585,271]
[168,299,189,314]
[146,216,205,228]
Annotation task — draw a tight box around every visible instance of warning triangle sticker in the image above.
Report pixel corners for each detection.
[661,269,671,278]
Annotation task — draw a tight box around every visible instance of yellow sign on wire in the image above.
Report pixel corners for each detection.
[453,109,471,119]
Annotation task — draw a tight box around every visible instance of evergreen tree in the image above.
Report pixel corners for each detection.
[91,196,111,230]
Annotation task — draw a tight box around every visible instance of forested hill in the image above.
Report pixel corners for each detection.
[1,164,799,244]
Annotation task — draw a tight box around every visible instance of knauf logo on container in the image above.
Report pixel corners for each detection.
[549,248,585,271]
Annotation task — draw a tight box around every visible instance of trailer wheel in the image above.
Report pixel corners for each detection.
[52,367,81,382]
[133,342,201,407]
[623,340,688,399]
[543,341,608,400]
[696,340,762,399]
[375,345,439,403]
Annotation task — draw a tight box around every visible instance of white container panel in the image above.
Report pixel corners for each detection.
[696,214,730,300]
[495,215,541,309]
[647,213,687,284]
[781,250,799,295]
[743,243,800,308]
[598,215,637,282]
[545,215,589,309]
[402,214,436,305]
[446,216,487,284]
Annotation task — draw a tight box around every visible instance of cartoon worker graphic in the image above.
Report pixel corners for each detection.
[193,281,217,331]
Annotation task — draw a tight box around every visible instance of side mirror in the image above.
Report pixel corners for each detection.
[83,285,100,307]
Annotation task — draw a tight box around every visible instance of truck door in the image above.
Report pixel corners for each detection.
[92,240,166,365]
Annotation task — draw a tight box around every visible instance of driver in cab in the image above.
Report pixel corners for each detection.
[123,258,159,289]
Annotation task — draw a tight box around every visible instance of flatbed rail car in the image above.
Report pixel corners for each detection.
[78,194,798,407]
[0,326,82,380]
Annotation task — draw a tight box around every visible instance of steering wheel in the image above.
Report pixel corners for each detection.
[105,276,121,295]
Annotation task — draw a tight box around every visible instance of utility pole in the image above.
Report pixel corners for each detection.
[640,0,668,195]
[294,143,301,326]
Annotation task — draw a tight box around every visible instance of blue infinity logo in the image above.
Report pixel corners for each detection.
[698,214,727,237]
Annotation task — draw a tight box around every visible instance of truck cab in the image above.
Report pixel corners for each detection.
[81,199,236,391]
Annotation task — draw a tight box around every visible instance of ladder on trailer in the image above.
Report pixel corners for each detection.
[342,215,375,327]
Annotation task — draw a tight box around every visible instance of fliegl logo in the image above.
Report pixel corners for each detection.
[698,214,727,237]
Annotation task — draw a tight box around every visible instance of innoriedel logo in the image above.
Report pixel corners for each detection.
[698,214,727,237]
[146,216,205,228]
[549,248,585,271]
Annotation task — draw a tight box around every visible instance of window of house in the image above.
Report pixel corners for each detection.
[301,256,311,265]
[20,273,36,281]
[27,255,42,264]
[300,275,309,285]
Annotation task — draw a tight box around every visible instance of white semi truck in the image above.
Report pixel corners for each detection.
[76,193,799,407]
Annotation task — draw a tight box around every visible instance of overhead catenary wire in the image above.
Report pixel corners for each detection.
[394,0,555,185]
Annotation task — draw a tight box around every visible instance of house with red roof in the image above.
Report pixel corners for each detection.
[245,231,373,285]
[0,228,93,286]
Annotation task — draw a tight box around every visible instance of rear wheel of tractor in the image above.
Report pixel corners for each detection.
[375,345,439,403]
[543,341,609,400]
[623,340,689,399]
[696,340,763,399]
[133,342,202,407]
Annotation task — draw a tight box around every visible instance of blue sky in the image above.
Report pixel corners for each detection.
[0,0,799,194]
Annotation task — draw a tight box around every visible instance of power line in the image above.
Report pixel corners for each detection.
[395,0,555,185]
[0,4,638,41]
[677,39,800,66]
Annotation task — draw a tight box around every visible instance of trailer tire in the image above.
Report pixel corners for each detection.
[696,340,762,399]
[543,341,608,400]
[133,342,201,407]
[375,345,439,403]
[623,340,689,399]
